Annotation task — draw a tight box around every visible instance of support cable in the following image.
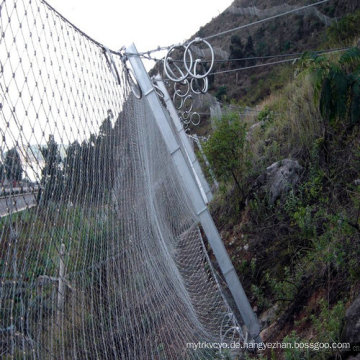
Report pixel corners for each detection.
[203,0,330,40]
[210,47,351,75]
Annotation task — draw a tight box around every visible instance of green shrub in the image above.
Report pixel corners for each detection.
[282,331,308,360]
[300,48,360,131]
[327,10,360,45]
[309,299,345,359]
[203,112,250,196]
[266,266,303,305]
[251,283,271,311]
[257,106,275,125]
[215,86,227,101]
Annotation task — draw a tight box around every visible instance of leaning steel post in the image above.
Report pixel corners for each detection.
[192,133,220,190]
[126,43,261,341]
[154,76,213,203]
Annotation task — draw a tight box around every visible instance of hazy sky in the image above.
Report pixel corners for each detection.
[46,0,234,54]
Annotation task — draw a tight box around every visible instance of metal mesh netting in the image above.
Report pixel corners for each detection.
[0,0,243,358]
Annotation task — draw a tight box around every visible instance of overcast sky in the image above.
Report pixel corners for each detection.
[1,0,236,180]
[46,0,234,55]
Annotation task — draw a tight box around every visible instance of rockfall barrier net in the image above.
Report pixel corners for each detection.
[0,0,243,358]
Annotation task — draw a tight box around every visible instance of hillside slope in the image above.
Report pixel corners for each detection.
[168,1,360,359]
[196,0,359,104]
[153,0,360,106]
[189,2,360,359]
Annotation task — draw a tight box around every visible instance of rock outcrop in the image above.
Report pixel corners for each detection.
[342,294,360,345]
[255,159,303,204]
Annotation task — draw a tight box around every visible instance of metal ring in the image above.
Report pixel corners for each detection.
[190,112,201,126]
[193,58,202,77]
[165,57,187,82]
[174,79,190,98]
[183,38,214,79]
[190,77,208,95]
[172,92,184,110]
[182,115,191,124]
[164,45,192,83]
[152,83,165,99]
[182,111,190,121]
[182,95,193,114]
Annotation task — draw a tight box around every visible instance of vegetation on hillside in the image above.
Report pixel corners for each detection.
[0,203,125,358]
[198,1,360,106]
[202,9,360,359]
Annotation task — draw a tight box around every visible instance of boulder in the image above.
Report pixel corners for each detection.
[348,355,360,360]
[259,303,279,329]
[256,159,303,204]
[342,294,360,345]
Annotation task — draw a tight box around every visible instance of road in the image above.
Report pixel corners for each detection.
[1,186,40,196]
[0,192,37,217]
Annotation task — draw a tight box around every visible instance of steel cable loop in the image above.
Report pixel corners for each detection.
[182,95,193,114]
[173,92,203,128]
[173,92,184,110]
[151,79,165,99]
[162,38,216,133]
[174,80,190,98]
[182,114,191,124]
[190,77,208,95]
[183,38,214,80]
[184,126,191,134]
[182,111,190,120]
[184,95,194,113]
[165,57,188,82]
[190,112,201,126]
[219,313,246,349]
[164,45,193,82]
[154,85,165,99]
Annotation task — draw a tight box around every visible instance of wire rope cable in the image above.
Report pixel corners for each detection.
[209,47,351,75]
[203,0,330,40]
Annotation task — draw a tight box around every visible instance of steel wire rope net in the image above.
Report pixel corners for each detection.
[0,0,244,358]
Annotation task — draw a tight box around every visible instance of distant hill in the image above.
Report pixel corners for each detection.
[154,0,360,105]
